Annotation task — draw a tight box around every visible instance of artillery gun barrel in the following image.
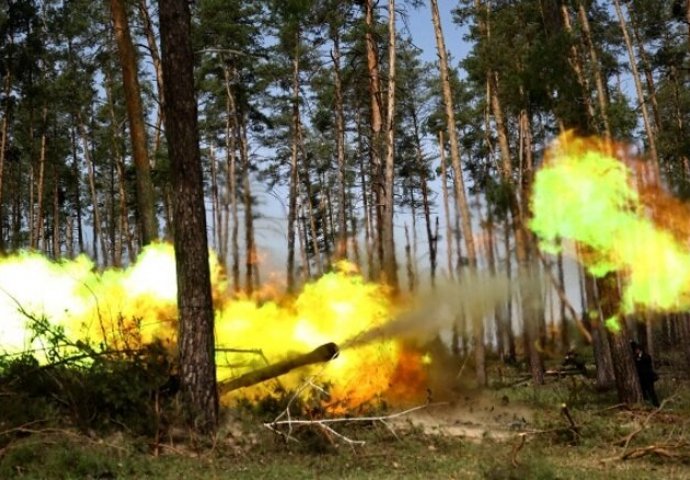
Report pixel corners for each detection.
[218,342,339,394]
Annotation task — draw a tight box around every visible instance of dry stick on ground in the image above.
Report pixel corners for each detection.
[511,433,527,467]
[621,442,689,460]
[601,394,679,462]
[265,403,446,448]
[265,368,446,447]
[510,403,581,467]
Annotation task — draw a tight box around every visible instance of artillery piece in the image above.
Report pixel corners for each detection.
[218,342,339,395]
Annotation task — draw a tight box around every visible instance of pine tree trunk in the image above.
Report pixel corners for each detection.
[159,0,218,432]
[560,3,597,128]
[357,112,375,279]
[431,0,482,385]
[381,0,398,290]
[613,0,659,179]
[557,251,568,350]
[596,273,643,404]
[33,106,48,251]
[331,32,348,261]
[223,67,240,292]
[52,165,60,259]
[137,0,165,158]
[438,131,454,281]
[669,65,690,177]
[209,143,223,261]
[286,33,301,292]
[296,115,324,276]
[111,0,157,246]
[363,0,384,276]
[410,103,434,287]
[78,113,106,265]
[69,124,84,254]
[577,0,611,137]
[489,67,543,385]
[104,62,134,262]
[0,70,10,252]
[627,7,661,133]
[239,120,257,293]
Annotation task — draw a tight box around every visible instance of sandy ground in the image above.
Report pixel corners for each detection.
[390,391,534,440]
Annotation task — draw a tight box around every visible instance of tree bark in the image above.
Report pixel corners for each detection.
[111,0,157,246]
[576,0,611,138]
[438,131,454,281]
[78,112,107,265]
[159,0,218,431]
[240,119,259,292]
[596,273,643,404]
[331,32,348,261]
[559,4,596,129]
[363,0,384,276]
[0,70,10,252]
[613,0,659,180]
[223,66,241,292]
[33,106,48,251]
[381,0,398,290]
[431,0,482,385]
[137,0,165,158]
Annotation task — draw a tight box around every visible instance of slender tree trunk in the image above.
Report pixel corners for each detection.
[331,32,348,260]
[557,250,568,350]
[137,0,165,158]
[356,112,374,279]
[209,143,222,260]
[559,3,596,128]
[668,65,690,178]
[438,131,454,281]
[159,0,218,431]
[298,201,311,281]
[78,113,107,264]
[431,0,482,385]
[613,0,659,180]
[591,320,616,390]
[111,0,157,246]
[381,0,398,290]
[69,124,84,254]
[363,0,384,276]
[0,71,10,252]
[223,67,241,292]
[52,164,60,259]
[577,0,611,138]
[239,120,258,292]
[485,41,542,383]
[410,103,435,287]
[104,65,135,263]
[33,106,48,251]
[596,273,643,404]
[296,118,324,277]
[627,7,660,133]
[404,224,414,292]
[286,31,301,293]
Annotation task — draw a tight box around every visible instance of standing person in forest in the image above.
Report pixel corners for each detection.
[631,341,660,407]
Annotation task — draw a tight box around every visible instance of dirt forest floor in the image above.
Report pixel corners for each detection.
[2,374,690,480]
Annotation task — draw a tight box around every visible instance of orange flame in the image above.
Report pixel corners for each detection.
[0,245,429,411]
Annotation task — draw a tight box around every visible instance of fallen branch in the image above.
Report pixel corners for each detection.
[602,395,679,463]
[265,402,446,447]
[511,433,526,467]
[621,443,688,460]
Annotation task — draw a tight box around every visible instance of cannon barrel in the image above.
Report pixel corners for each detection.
[218,342,339,394]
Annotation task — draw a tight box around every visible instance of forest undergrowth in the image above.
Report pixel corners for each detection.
[1,325,690,480]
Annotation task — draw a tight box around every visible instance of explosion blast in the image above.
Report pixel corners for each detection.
[0,242,519,411]
[530,132,690,318]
